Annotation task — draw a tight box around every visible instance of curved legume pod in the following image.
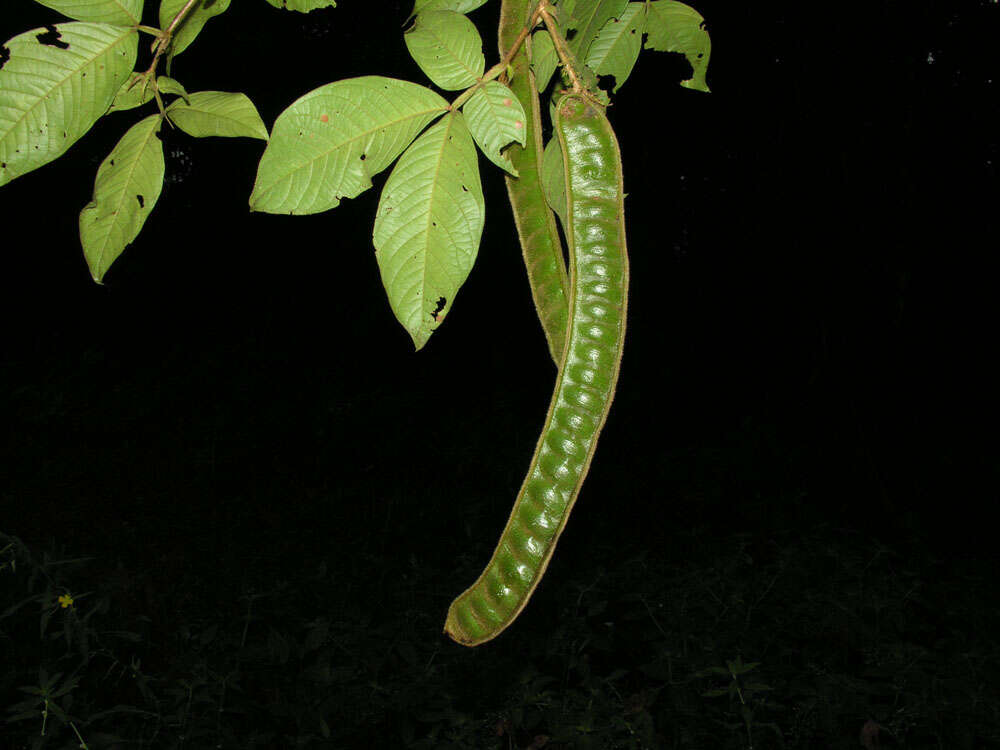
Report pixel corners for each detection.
[499,0,570,364]
[445,93,629,646]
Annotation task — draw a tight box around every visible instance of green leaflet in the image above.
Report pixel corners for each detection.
[372,112,485,351]
[530,29,558,93]
[410,0,489,15]
[166,91,268,141]
[563,0,628,61]
[585,2,645,92]
[107,73,157,114]
[646,0,712,92]
[462,80,527,176]
[249,77,448,215]
[497,0,570,364]
[263,0,337,11]
[79,114,165,283]
[157,77,190,104]
[31,0,143,26]
[404,11,486,91]
[0,22,138,187]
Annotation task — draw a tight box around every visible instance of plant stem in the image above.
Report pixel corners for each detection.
[140,0,201,83]
[70,722,90,750]
[450,0,590,111]
[165,0,202,37]
[450,2,544,110]
[538,3,586,94]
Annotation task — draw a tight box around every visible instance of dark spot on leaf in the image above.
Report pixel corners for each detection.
[360,153,366,160]
[461,185,468,192]
[431,296,447,320]
[136,194,144,208]
[0,46,9,70]
[36,25,69,50]
[110,159,115,166]
[1,162,5,169]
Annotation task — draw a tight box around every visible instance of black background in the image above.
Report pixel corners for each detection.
[2,0,997,620]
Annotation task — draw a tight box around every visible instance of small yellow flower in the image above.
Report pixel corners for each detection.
[57,593,74,609]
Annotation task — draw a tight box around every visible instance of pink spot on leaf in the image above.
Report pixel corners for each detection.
[320,114,329,123]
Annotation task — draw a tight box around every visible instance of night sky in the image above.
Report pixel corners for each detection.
[2,0,997,617]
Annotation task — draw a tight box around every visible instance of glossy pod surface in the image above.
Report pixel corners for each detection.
[498,0,570,364]
[445,94,629,645]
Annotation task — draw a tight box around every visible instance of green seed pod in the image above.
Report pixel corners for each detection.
[499,0,570,364]
[445,93,629,646]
